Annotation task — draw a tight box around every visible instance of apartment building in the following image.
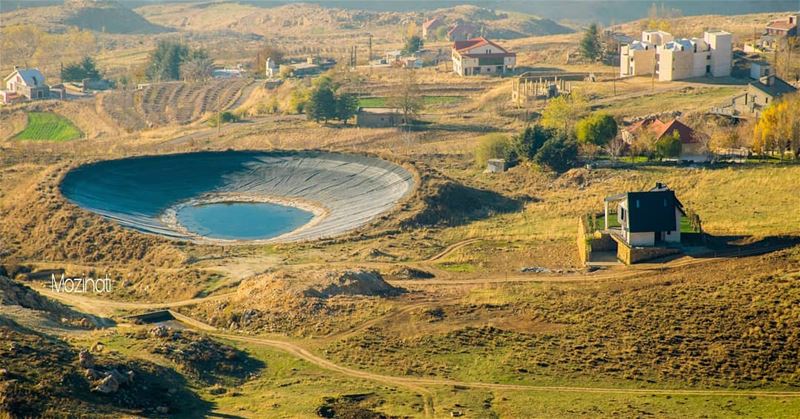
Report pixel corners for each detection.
[619,30,732,81]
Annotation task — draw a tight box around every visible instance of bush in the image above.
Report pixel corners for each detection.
[474,134,514,167]
[208,111,240,126]
[534,134,579,172]
[512,125,552,161]
[655,130,682,159]
[576,113,617,147]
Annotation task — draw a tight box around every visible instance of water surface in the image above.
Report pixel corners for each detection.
[176,202,314,240]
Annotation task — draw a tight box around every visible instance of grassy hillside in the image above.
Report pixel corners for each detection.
[13,112,82,142]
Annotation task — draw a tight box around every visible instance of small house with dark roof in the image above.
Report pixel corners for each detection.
[604,183,685,247]
[451,37,516,76]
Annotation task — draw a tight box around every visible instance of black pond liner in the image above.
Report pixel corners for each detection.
[60,150,414,243]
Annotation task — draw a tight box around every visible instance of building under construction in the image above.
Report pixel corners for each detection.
[511,72,573,107]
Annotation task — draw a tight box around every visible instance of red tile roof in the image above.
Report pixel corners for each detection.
[423,17,445,31]
[766,19,797,31]
[654,119,702,144]
[628,118,702,144]
[453,37,511,54]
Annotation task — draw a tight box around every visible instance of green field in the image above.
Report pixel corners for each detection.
[14,112,82,142]
[358,95,465,108]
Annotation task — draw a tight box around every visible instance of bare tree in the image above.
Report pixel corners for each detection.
[606,136,627,159]
[181,54,214,83]
[387,69,423,127]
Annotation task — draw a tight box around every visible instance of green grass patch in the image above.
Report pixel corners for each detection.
[436,262,477,273]
[14,112,82,142]
[358,96,464,109]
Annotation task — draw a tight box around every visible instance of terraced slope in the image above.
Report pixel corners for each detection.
[98,79,252,132]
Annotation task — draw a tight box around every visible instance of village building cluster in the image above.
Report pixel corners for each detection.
[619,29,732,81]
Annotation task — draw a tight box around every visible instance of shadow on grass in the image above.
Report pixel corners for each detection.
[649,234,800,264]
[682,76,750,86]
[404,181,530,228]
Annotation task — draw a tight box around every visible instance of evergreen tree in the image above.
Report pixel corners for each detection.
[306,84,337,123]
[61,56,101,82]
[146,40,189,82]
[335,93,359,124]
[403,36,423,55]
[580,23,601,61]
[512,125,552,161]
[534,133,579,172]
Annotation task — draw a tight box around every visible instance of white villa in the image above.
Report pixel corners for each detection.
[2,67,50,104]
[451,37,516,76]
[620,30,732,81]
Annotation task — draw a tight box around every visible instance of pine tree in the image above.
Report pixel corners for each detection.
[580,23,601,61]
[335,93,359,124]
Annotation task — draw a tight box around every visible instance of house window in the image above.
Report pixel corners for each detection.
[636,199,640,208]
[663,198,668,207]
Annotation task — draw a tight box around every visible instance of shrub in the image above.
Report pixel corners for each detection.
[474,134,514,167]
[512,125,552,161]
[655,130,682,159]
[576,113,617,147]
[534,134,579,172]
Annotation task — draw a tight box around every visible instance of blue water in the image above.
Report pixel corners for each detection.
[176,202,314,240]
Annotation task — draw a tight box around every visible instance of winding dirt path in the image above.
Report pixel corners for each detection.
[34,240,800,418]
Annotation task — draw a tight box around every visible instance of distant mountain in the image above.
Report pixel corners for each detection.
[62,0,171,33]
[0,0,171,34]
[238,0,800,24]
[427,5,574,39]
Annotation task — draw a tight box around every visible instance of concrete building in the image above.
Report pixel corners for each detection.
[619,30,732,81]
[620,40,657,77]
[451,37,516,76]
[447,22,480,41]
[766,13,798,37]
[265,58,279,78]
[356,107,405,128]
[422,16,446,40]
[2,67,49,103]
[604,183,685,247]
[749,61,772,79]
[729,75,798,118]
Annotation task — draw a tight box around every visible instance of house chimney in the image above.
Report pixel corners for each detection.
[760,75,775,86]
[654,182,667,190]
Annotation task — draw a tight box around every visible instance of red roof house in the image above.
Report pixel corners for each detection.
[451,37,516,76]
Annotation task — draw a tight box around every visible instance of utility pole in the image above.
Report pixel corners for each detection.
[612,74,616,96]
[652,58,656,92]
[217,93,221,137]
[368,34,373,63]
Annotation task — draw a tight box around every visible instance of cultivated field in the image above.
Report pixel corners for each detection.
[12,111,83,142]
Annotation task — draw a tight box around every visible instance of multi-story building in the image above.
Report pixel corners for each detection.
[451,37,515,76]
[619,30,732,81]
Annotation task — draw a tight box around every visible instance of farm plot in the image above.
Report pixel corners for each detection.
[13,112,82,142]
